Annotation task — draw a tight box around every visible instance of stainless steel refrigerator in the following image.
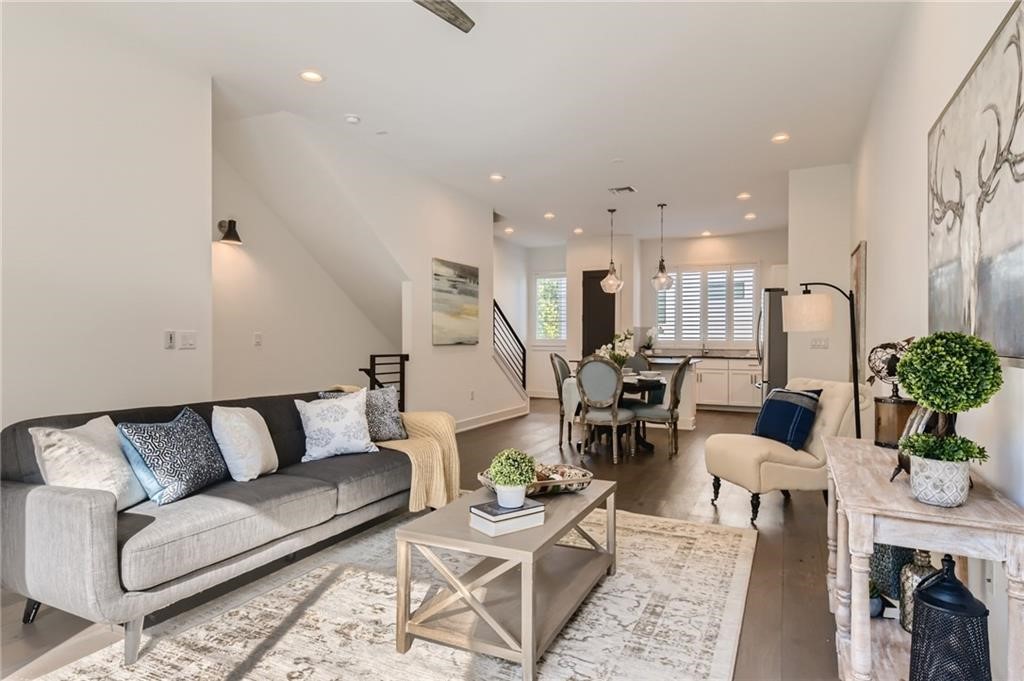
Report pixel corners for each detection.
[756,287,788,401]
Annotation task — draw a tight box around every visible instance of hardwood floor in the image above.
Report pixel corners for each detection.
[458,399,838,681]
[1,399,837,680]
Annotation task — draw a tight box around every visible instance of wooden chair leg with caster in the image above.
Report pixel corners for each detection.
[22,599,41,624]
[711,476,721,504]
[750,493,761,523]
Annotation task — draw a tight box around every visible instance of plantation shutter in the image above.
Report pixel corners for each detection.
[534,275,567,342]
[705,269,728,341]
[679,270,703,343]
[731,266,756,342]
[655,279,676,341]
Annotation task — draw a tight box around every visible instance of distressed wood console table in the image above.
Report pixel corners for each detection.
[824,436,1024,681]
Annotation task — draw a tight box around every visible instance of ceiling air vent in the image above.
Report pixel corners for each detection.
[608,186,637,195]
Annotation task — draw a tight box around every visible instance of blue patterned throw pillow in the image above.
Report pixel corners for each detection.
[752,388,823,450]
[118,407,228,505]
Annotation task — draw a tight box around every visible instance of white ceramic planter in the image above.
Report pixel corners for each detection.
[495,485,527,509]
[909,456,970,507]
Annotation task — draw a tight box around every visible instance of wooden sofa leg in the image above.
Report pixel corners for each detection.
[123,617,143,666]
[711,476,721,504]
[822,489,829,506]
[22,599,41,624]
[750,493,761,524]
[781,489,791,501]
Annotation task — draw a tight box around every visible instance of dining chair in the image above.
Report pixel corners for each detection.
[576,355,636,464]
[549,352,573,448]
[629,358,690,458]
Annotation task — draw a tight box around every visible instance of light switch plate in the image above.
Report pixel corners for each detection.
[163,330,176,350]
[179,330,197,350]
[253,331,263,348]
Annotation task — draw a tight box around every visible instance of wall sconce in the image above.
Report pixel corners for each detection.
[217,219,242,245]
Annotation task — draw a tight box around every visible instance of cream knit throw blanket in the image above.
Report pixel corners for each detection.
[327,386,460,512]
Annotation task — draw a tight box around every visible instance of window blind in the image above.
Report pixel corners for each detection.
[534,275,567,342]
[656,264,758,346]
[732,267,756,342]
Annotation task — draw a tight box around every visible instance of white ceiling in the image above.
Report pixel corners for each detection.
[66,1,907,247]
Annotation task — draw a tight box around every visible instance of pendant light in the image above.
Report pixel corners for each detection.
[650,202,674,291]
[600,208,624,294]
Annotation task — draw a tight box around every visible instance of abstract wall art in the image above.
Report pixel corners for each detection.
[431,258,479,346]
[928,2,1024,365]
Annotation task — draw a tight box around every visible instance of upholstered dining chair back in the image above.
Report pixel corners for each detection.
[622,355,649,373]
[549,353,572,403]
[666,359,691,411]
[785,378,874,464]
[576,356,622,408]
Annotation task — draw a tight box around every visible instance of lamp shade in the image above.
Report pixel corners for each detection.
[783,292,832,332]
[218,219,242,245]
[601,262,624,293]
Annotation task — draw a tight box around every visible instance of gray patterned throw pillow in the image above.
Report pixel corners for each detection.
[319,386,407,442]
[117,407,228,505]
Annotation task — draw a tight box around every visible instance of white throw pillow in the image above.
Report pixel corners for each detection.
[295,390,378,462]
[30,415,147,511]
[211,406,279,482]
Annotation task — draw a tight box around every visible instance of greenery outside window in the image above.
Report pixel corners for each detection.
[533,274,567,344]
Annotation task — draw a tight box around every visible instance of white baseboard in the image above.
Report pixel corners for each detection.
[456,403,531,433]
[527,390,558,399]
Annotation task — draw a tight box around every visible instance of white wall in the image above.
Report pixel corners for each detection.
[788,165,854,382]
[1,7,213,424]
[638,228,789,332]
[212,152,396,398]
[493,238,528,339]
[216,113,526,428]
[526,245,568,398]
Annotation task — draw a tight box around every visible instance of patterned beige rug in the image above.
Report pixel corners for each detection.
[44,510,756,681]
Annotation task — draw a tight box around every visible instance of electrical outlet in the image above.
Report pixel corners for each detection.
[810,337,830,350]
[179,330,197,350]
[253,331,264,348]
[163,330,176,350]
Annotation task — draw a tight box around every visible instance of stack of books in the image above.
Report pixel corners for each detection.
[469,498,545,537]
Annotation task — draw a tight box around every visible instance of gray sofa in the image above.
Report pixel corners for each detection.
[1,391,413,665]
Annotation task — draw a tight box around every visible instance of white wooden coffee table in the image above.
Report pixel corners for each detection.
[395,480,616,681]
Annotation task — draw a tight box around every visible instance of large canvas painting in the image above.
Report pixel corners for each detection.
[928,2,1024,365]
[851,241,867,380]
[431,258,479,345]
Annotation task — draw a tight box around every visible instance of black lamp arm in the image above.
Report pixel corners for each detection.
[798,281,853,301]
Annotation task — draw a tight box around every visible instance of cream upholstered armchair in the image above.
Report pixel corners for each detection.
[704,378,872,523]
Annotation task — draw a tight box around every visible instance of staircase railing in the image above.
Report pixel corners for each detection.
[493,300,526,390]
[359,353,410,411]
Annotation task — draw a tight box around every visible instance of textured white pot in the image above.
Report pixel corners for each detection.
[909,456,970,508]
[495,485,527,509]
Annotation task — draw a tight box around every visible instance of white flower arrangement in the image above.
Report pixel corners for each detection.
[594,329,636,367]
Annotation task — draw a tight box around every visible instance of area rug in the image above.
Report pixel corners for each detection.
[43,510,756,681]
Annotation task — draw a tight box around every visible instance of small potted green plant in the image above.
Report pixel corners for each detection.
[899,433,988,507]
[487,448,536,508]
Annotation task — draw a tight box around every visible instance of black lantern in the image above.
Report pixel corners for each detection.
[910,554,991,681]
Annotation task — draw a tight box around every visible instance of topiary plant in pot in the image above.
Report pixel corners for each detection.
[899,433,988,507]
[487,448,537,508]
[892,332,1002,480]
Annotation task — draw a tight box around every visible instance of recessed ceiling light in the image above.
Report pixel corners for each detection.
[771,132,790,144]
[299,70,324,83]
[375,130,389,136]
[744,212,757,221]
[736,192,752,201]
[611,158,625,164]
[503,226,515,234]
[701,230,712,237]
[573,227,584,235]
[489,173,505,182]
[344,114,361,125]
[543,212,556,220]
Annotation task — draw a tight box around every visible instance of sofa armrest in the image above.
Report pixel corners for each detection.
[1,481,123,623]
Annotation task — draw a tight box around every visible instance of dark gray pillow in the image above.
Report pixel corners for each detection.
[319,387,408,442]
[118,407,228,505]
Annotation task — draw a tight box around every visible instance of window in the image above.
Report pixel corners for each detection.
[533,274,567,343]
[656,264,758,346]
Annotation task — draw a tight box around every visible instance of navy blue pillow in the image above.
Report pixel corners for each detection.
[118,407,228,505]
[753,388,823,450]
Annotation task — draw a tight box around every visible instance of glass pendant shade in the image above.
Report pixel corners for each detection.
[601,262,624,293]
[650,203,674,291]
[650,258,674,291]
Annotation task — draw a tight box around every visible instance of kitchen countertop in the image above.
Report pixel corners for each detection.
[645,352,759,364]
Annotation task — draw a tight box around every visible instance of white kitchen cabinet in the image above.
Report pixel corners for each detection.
[696,369,729,405]
[728,370,762,407]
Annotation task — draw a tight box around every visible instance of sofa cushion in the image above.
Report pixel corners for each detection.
[118,474,336,591]
[279,449,411,515]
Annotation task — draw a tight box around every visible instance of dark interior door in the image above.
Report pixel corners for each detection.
[582,269,616,357]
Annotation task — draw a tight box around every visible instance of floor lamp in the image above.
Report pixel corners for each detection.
[782,282,862,439]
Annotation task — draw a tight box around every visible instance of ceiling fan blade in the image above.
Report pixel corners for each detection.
[413,0,475,33]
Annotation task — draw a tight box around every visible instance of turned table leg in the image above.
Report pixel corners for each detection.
[847,512,874,681]
[1008,543,1023,681]
[836,503,851,640]
[827,471,837,613]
